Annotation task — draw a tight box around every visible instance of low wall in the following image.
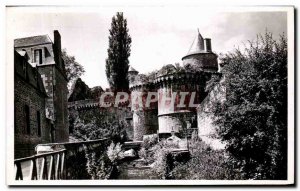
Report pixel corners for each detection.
[19,138,111,180]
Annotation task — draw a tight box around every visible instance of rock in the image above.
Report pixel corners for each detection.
[36,145,53,153]
[122,149,137,158]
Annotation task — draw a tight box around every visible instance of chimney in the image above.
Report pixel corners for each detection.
[54,30,61,53]
[204,38,212,52]
[53,30,62,67]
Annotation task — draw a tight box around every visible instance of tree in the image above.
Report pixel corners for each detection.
[212,32,287,179]
[62,48,85,90]
[68,78,92,102]
[105,12,132,91]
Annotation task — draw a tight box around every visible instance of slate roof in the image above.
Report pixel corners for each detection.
[14,35,52,48]
[186,30,205,56]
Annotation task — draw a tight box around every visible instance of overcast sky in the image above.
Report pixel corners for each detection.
[7,7,287,89]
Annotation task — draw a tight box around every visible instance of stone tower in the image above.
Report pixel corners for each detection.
[156,30,219,137]
[182,29,218,72]
[129,71,158,141]
[128,30,219,140]
[128,66,139,84]
[155,67,201,138]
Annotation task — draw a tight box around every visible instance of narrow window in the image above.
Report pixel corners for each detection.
[37,111,41,136]
[34,49,42,64]
[25,105,30,135]
[50,124,55,142]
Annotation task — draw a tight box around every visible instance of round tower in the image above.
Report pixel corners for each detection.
[182,30,218,72]
[155,30,219,138]
[154,66,204,138]
[129,70,158,141]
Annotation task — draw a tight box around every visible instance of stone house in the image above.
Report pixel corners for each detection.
[14,30,69,158]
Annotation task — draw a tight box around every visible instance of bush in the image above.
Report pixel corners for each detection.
[71,113,128,143]
[138,147,147,160]
[170,140,232,180]
[85,142,123,179]
[142,134,158,149]
[212,32,287,179]
[84,142,115,179]
[149,141,179,179]
[107,142,124,164]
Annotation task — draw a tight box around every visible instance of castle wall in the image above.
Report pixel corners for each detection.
[197,77,226,150]
[130,85,158,141]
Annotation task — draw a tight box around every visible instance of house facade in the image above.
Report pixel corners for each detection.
[14,30,69,158]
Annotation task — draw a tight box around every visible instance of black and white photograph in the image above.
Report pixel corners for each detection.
[4,4,295,186]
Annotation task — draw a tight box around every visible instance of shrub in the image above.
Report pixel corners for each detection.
[170,140,232,179]
[212,32,287,179]
[84,142,114,179]
[71,111,128,143]
[138,147,147,160]
[149,140,179,179]
[85,142,124,179]
[142,134,158,149]
[107,142,124,164]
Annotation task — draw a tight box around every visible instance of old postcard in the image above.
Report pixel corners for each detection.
[6,5,295,186]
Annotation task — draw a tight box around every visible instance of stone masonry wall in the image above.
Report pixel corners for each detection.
[197,78,226,150]
[131,85,158,141]
[37,65,55,120]
[14,76,51,158]
[182,53,218,72]
[53,67,69,142]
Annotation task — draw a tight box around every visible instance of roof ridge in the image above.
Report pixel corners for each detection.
[14,34,49,40]
[14,34,53,47]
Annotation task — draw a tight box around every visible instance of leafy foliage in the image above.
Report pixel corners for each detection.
[150,141,180,179]
[105,12,132,91]
[170,140,231,180]
[70,107,129,142]
[212,32,287,179]
[107,142,124,164]
[62,48,85,90]
[142,134,159,149]
[68,78,93,102]
[85,143,116,179]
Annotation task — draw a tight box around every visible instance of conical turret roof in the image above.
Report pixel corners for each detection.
[128,66,138,73]
[186,29,205,56]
